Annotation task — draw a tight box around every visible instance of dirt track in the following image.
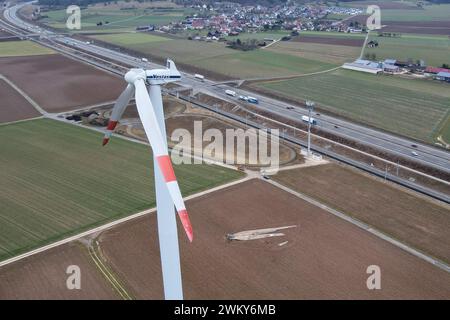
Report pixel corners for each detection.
[293,35,365,47]
[0,54,124,112]
[0,242,118,299]
[98,179,450,299]
[0,79,41,123]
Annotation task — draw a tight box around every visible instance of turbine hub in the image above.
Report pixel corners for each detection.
[125,68,146,84]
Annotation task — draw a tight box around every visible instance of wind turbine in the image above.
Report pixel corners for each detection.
[103,59,193,300]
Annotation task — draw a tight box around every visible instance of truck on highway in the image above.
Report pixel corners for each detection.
[194,74,205,81]
[302,115,317,125]
[225,89,236,97]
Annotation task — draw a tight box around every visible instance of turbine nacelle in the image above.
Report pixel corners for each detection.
[124,68,146,84]
[125,59,181,86]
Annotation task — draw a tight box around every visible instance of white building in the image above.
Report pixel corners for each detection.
[342,59,382,74]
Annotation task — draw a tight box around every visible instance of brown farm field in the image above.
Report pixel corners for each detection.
[273,163,450,264]
[97,179,450,299]
[381,21,450,35]
[0,78,41,123]
[0,242,118,299]
[0,54,124,112]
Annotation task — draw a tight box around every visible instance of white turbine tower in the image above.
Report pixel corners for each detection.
[103,59,192,300]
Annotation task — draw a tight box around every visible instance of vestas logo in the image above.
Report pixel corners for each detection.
[147,74,181,80]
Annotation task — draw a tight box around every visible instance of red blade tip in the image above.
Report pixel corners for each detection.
[102,138,109,146]
[178,209,193,242]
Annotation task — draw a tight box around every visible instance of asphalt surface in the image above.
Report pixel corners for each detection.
[2,3,450,178]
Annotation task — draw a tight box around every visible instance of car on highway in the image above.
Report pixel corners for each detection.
[247,96,258,104]
[238,95,248,101]
[194,74,205,81]
[411,151,419,157]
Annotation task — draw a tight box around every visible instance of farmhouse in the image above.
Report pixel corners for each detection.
[342,59,382,74]
[435,72,450,82]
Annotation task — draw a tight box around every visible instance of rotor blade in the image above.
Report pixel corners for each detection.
[102,84,134,146]
[134,79,193,242]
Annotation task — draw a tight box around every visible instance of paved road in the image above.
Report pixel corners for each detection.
[2,2,450,175]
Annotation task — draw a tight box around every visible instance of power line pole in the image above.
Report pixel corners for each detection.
[306,100,315,156]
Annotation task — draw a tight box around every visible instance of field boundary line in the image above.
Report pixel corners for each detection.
[0,115,44,126]
[261,38,281,49]
[0,74,47,115]
[242,66,342,84]
[266,178,450,274]
[358,30,370,60]
[0,175,251,268]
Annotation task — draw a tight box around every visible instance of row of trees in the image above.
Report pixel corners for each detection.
[227,38,265,51]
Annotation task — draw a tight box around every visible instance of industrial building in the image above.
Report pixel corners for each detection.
[342,59,382,74]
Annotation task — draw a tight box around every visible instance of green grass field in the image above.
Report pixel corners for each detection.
[341,2,450,21]
[0,119,244,261]
[268,41,361,65]
[0,40,55,57]
[193,49,337,79]
[90,33,336,79]
[40,4,190,32]
[257,69,450,142]
[90,32,171,46]
[436,112,450,145]
[365,34,450,67]
[382,4,450,22]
